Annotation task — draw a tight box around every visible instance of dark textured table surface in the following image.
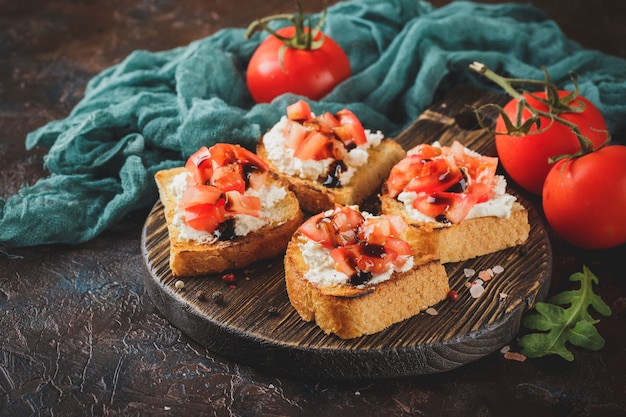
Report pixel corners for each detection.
[1,1,625,416]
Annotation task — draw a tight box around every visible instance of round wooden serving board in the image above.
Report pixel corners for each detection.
[141,87,552,379]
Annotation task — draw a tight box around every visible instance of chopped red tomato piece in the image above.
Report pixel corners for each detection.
[293,131,334,160]
[180,184,223,209]
[335,109,367,146]
[286,100,312,121]
[383,237,413,260]
[283,119,309,150]
[224,191,261,216]
[412,192,476,224]
[444,193,477,224]
[316,112,340,132]
[184,203,226,233]
[402,159,465,194]
[359,215,407,246]
[300,205,413,280]
[281,104,369,162]
[185,146,213,185]
[180,143,269,233]
[212,164,246,194]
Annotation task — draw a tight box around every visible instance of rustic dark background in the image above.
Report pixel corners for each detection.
[1,1,625,416]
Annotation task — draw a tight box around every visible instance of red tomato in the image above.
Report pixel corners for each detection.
[224,190,262,216]
[180,184,223,208]
[495,91,608,195]
[542,145,626,249]
[333,109,367,147]
[185,146,213,185]
[246,26,350,103]
[299,205,363,248]
[184,203,226,233]
[286,100,312,121]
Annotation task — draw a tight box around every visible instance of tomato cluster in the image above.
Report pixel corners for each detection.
[494,89,625,249]
[495,90,608,195]
[299,205,412,283]
[180,144,269,235]
[282,100,367,161]
[386,141,498,224]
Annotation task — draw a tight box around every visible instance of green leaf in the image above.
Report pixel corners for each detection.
[519,265,612,361]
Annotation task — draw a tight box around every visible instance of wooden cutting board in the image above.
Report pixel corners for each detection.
[141,86,552,379]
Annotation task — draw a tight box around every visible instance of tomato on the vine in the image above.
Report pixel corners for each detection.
[495,90,607,194]
[245,1,350,103]
[494,90,608,195]
[542,145,626,250]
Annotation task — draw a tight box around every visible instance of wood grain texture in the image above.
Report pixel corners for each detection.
[141,86,552,379]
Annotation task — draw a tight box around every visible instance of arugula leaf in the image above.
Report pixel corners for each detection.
[518,265,612,361]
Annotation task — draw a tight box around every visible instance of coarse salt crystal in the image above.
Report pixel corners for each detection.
[470,281,485,298]
[492,265,504,274]
[499,292,508,300]
[425,307,439,316]
[464,268,476,277]
[500,345,511,354]
[478,269,492,281]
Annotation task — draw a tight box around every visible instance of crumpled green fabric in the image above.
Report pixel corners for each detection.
[2,0,625,248]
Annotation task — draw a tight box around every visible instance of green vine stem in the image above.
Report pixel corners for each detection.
[245,0,327,51]
[469,61,607,162]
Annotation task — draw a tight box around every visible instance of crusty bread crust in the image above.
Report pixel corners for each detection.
[380,193,530,264]
[155,167,303,277]
[257,138,406,213]
[284,233,450,339]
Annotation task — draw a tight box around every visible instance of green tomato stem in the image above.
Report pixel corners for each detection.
[469,61,601,160]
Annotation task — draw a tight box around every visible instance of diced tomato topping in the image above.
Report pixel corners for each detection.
[412,194,449,219]
[385,155,423,198]
[412,192,477,224]
[316,112,341,132]
[246,169,267,190]
[294,131,333,160]
[388,141,501,223]
[185,146,213,185]
[183,203,227,233]
[281,104,370,162]
[283,119,309,150]
[211,164,245,194]
[180,143,269,233]
[444,193,477,224]
[330,246,359,277]
[224,191,261,216]
[299,206,363,248]
[383,237,413,258]
[407,143,443,159]
[286,100,312,121]
[335,109,367,146]
[300,205,414,281]
[180,184,223,209]
[402,159,465,195]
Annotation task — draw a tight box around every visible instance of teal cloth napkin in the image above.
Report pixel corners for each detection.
[2,0,625,248]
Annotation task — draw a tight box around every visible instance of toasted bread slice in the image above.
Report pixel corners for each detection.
[257,137,406,213]
[155,167,303,277]
[284,232,450,339]
[380,194,530,263]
